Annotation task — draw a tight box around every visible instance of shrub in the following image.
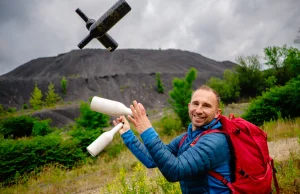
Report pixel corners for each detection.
[0,115,36,139]
[156,72,165,93]
[60,76,67,94]
[7,107,17,113]
[0,104,6,115]
[76,101,110,131]
[101,162,180,193]
[243,76,300,126]
[0,134,85,185]
[22,103,28,110]
[154,114,183,136]
[32,119,53,136]
[68,126,102,154]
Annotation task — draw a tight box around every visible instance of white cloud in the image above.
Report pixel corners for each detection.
[0,0,299,75]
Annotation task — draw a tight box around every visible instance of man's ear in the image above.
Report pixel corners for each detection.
[215,108,222,118]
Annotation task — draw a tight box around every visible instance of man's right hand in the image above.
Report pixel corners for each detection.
[113,115,130,135]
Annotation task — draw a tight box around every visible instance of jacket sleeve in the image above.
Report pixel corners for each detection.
[141,128,230,182]
[121,130,157,168]
[121,129,186,168]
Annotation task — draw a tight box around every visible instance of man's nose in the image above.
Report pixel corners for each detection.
[195,105,204,113]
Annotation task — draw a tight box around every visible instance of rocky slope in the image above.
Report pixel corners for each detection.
[0,48,236,127]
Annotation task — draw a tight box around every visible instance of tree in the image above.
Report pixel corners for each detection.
[236,55,263,96]
[294,27,300,44]
[45,82,61,106]
[207,69,240,103]
[156,72,164,93]
[168,68,197,127]
[60,76,68,94]
[29,83,43,110]
[76,101,110,131]
[264,45,300,85]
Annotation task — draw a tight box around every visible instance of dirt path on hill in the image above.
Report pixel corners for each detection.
[268,137,299,161]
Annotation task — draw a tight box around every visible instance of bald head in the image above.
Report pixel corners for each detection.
[191,85,221,108]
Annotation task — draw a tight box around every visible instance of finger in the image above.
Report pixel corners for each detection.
[132,100,139,110]
[130,104,138,117]
[138,103,146,115]
[127,115,136,125]
[133,101,142,116]
[120,116,128,125]
[113,120,117,126]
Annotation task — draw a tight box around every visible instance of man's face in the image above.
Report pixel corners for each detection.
[188,89,221,130]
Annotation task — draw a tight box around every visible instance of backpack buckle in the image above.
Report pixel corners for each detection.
[234,128,240,134]
[239,169,248,178]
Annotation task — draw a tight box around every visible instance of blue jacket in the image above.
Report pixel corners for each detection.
[121,119,232,194]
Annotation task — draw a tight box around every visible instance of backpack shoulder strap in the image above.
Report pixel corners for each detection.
[270,157,280,194]
[190,129,224,146]
[208,171,236,193]
[178,133,188,148]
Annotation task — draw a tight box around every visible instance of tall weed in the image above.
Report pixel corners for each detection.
[100,163,180,194]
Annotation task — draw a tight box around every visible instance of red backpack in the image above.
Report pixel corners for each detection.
[179,114,280,194]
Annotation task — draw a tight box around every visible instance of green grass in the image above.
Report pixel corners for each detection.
[0,104,299,194]
[262,118,300,141]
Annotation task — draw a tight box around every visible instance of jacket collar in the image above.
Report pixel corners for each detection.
[187,118,222,139]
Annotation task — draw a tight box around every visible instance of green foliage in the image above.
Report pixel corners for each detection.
[243,76,300,126]
[0,134,85,185]
[7,107,16,113]
[264,45,300,85]
[76,101,110,131]
[207,69,240,103]
[168,68,197,127]
[154,114,183,136]
[0,115,36,139]
[106,143,125,159]
[60,76,68,94]
[102,162,180,193]
[32,119,53,136]
[0,116,53,139]
[0,104,6,116]
[264,75,277,90]
[284,47,300,78]
[156,72,165,93]
[29,83,43,110]
[45,82,61,106]
[68,126,102,153]
[275,153,300,193]
[235,55,263,96]
[22,103,28,110]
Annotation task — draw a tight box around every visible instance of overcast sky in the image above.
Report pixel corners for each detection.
[0,0,300,75]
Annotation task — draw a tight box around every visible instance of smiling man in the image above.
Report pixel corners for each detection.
[188,86,222,130]
[114,85,232,194]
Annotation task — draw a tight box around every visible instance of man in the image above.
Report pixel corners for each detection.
[113,85,232,194]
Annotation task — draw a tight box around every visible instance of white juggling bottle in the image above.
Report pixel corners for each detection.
[90,96,132,117]
[87,122,123,157]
